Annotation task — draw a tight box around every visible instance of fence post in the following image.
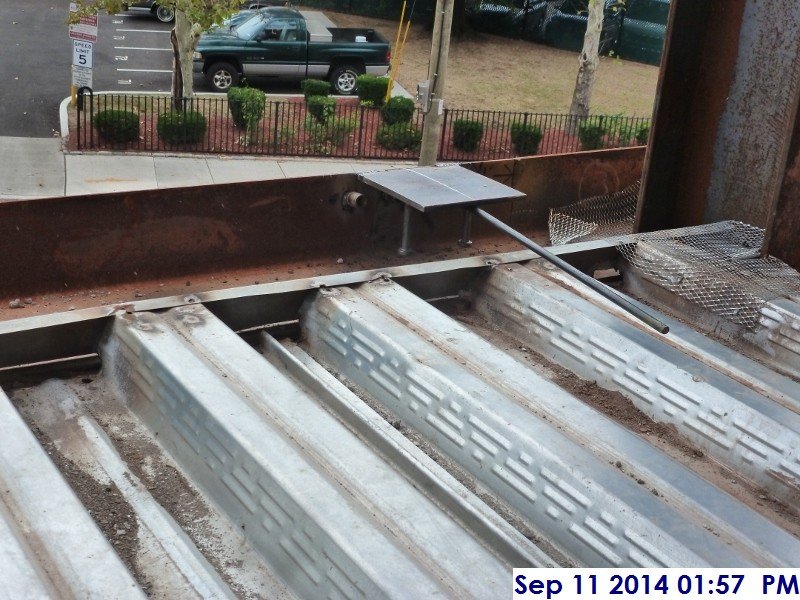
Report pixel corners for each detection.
[76,96,82,150]
[357,104,365,158]
[438,108,449,161]
[272,102,280,154]
[76,87,94,149]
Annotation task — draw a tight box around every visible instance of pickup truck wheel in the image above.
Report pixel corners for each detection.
[207,62,239,93]
[155,5,175,23]
[330,66,360,95]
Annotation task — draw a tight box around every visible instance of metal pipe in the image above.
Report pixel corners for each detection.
[474,207,670,334]
[342,191,366,210]
[399,204,412,256]
[458,208,473,247]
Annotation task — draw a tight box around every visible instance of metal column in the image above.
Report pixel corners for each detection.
[637,0,800,271]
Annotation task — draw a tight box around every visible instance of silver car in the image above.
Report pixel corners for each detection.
[122,1,175,23]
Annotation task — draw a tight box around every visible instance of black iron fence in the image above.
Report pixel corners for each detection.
[73,92,650,161]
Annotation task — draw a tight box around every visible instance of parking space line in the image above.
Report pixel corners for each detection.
[116,69,173,73]
[116,29,171,33]
[115,47,171,51]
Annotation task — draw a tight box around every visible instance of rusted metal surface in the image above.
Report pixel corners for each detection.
[0,150,645,304]
[0,242,621,374]
[471,147,646,231]
[766,111,800,270]
[638,0,800,233]
[637,0,744,231]
[704,1,800,227]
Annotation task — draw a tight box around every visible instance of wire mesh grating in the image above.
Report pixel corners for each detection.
[548,180,639,245]
[617,223,800,330]
[548,188,800,331]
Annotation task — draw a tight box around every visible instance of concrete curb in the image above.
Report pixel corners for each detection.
[59,96,71,148]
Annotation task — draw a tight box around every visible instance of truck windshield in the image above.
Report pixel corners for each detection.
[235,14,267,39]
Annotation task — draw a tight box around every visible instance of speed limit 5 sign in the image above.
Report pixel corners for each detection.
[73,40,93,68]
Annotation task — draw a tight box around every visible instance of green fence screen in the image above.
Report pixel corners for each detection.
[293,0,436,21]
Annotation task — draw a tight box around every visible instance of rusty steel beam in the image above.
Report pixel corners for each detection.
[0,241,621,374]
[638,0,800,251]
[0,149,644,301]
[471,146,645,230]
[767,116,800,270]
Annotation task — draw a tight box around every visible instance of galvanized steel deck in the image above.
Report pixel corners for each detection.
[1,245,799,598]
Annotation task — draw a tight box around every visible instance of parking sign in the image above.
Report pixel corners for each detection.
[72,65,93,88]
[73,40,93,69]
[68,2,98,43]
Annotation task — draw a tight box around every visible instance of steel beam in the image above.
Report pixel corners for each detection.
[0,243,619,372]
[638,0,800,250]
[0,150,644,300]
[766,115,800,268]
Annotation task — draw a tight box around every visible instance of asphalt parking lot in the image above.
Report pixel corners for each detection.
[0,3,313,138]
[93,8,309,94]
[92,11,175,92]
[0,1,71,137]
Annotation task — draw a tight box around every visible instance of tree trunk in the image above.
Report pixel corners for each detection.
[170,28,183,109]
[170,9,201,109]
[568,0,604,128]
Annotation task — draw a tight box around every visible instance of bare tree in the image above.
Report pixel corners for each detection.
[568,0,605,122]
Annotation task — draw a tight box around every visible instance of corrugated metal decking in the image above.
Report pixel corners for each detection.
[2,250,799,597]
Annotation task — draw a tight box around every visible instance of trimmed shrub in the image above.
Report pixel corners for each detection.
[356,74,389,106]
[157,110,207,144]
[277,125,296,146]
[227,86,266,129]
[376,123,422,150]
[300,78,331,99]
[578,119,607,150]
[452,119,484,152]
[304,116,357,150]
[380,96,415,125]
[604,114,637,146]
[94,110,139,143]
[306,95,336,124]
[635,122,650,145]
[510,122,543,155]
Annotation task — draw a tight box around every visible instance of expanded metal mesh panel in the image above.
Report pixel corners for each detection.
[618,223,800,330]
[548,180,639,245]
[549,188,800,331]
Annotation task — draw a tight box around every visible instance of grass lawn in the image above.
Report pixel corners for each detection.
[328,11,660,117]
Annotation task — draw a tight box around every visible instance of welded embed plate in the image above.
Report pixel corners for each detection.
[358,165,526,211]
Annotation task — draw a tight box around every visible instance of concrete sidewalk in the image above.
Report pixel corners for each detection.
[0,136,411,200]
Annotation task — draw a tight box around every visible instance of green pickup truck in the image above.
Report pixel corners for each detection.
[193,7,391,94]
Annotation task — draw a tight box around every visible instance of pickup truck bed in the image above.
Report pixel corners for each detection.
[328,27,382,42]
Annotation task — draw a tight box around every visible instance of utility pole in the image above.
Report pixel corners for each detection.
[418,0,455,166]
